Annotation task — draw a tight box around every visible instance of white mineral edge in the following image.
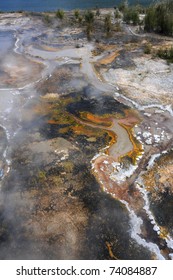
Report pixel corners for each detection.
[121,200,165,260]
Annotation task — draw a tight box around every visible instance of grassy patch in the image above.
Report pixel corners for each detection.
[157,46,173,63]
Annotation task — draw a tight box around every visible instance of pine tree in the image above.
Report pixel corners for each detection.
[144,0,173,36]
[104,13,112,37]
[84,10,95,40]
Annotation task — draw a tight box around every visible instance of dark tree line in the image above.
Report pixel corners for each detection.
[123,7,140,25]
[144,0,173,36]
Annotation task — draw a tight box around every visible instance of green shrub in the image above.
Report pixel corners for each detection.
[44,14,51,24]
[123,7,140,25]
[84,10,95,40]
[114,9,121,19]
[157,46,173,63]
[104,13,112,37]
[144,1,173,36]
[56,9,64,20]
[74,9,80,19]
[84,10,94,24]
[96,8,100,17]
[118,0,128,12]
[78,15,83,23]
[144,42,152,54]
[37,170,46,181]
